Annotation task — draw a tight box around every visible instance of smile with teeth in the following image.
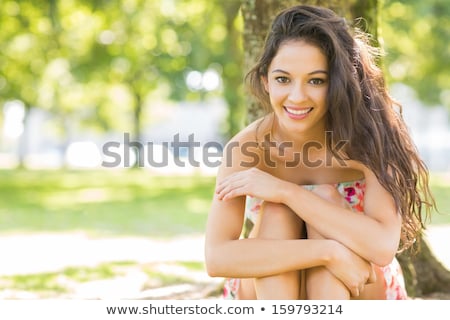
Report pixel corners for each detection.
[284,107,312,115]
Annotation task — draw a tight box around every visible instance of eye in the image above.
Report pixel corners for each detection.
[309,78,326,85]
[275,76,290,84]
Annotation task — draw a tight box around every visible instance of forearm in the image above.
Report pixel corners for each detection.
[205,238,332,278]
[282,184,398,266]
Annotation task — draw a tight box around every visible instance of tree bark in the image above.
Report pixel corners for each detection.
[222,1,246,137]
[397,237,450,297]
[240,0,450,298]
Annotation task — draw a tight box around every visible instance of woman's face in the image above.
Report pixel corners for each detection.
[264,40,329,140]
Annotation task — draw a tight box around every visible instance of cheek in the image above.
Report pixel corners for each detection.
[269,91,286,107]
[268,84,288,100]
[312,87,328,104]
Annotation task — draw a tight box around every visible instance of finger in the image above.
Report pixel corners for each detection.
[215,180,233,199]
[215,180,227,194]
[217,171,246,188]
[216,176,241,197]
[215,184,223,195]
[216,171,239,186]
[348,286,359,298]
[359,284,365,294]
[217,185,235,200]
[217,179,245,200]
[222,185,248,201]
[367,265,377,284]
[216,177,233,192]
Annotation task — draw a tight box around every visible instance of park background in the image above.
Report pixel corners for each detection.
[0,0,449,299]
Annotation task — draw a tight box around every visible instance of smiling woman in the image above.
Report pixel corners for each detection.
[204,4,436,300]
[263,40,328,140]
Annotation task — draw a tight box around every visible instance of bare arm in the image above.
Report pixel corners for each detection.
[205,181,375,295]
[281,166,402,266]
[205,193,333,278]
[216,164,402,266]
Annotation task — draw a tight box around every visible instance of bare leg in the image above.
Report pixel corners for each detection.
[254,201,305,299]
[353,266,386,300]
[305,225,351,299]
[305,185,352,299]
[237,278,257,300]
[306,185,386,300]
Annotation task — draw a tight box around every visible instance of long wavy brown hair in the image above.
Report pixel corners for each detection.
[246,5,436,253]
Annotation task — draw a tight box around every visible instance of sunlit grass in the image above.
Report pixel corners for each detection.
[0,169,448,240]
[0,273,69,294]
[62,263,130,282]
[0,260,206,296]
[178,261,206,271]
[0,169,216,238]
[144,271,195,288]
[0,263,128,295]
[0,169,447,298]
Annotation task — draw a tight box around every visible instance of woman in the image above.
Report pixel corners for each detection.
[204,5,434,300]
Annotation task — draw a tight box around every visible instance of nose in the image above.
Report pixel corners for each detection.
[288,82,307,103]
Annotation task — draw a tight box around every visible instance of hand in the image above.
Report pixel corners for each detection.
[325,240,377,297]
[215,168,286,203]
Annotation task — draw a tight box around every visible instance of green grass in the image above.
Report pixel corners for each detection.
[0,261,130,293]
[0,169,216,238]
[0,168,216,296]
[0,260,202,295]
[0,169,447,297]
[0,272,69,294]
[0,169,448,240]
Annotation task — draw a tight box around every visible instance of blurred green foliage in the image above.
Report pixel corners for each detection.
[0,0,244,145]
[381,0,450,108]
[0,0,448,157]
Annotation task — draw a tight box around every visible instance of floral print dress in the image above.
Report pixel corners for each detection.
[222,179,408,300]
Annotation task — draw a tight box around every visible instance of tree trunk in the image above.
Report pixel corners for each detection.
[397,237,450,297]
[222,1,246,138]
[132,92,143,168]
[240,0,450,298]
[16,105,31,169]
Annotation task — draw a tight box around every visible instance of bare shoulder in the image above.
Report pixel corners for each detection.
[217,116,271,179]
[342,160,376,181]
[342,160,393,196]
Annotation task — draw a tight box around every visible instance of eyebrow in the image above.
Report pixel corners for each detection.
[271,69,328,75]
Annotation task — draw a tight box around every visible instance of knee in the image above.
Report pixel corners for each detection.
[261,202,300,226]
[263,202,291,215]
[312,184,339,200]
[312,185,346,206]
[257,202,304,239]
[262,202,295,226]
